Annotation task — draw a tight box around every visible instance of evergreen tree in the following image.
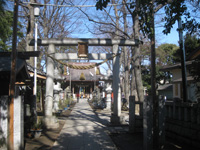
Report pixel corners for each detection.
[0,10,13,51]
[0,0,23,51]
[184,33,200,57]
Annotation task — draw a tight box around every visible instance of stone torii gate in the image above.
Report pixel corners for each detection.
[30,38,138,128]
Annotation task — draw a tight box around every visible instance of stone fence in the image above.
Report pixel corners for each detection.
[129,96,143,133]
[129,96,200,149]
[165,101,200,148]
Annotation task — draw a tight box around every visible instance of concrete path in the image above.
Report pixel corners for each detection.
[52,99,117,150]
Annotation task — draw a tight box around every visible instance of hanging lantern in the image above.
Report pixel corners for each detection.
[80,73,86,80]
[78,42,88,58]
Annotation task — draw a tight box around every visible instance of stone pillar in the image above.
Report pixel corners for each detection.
[106,89,112,110]
[72,86,75,99]
[159,95,165,149]
[89,86,93,99]
[143,96,153,150]
[14,95,24,150]
[111,44,122,124]
[45,44,58,129]
[197,101,200,124]
[129,96,135,133]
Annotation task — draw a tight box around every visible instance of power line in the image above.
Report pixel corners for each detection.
[21,1,131,8]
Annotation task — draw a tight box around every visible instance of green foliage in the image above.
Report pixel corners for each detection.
[184,33,200,57]
[0,1,24,51]
[0,10,13,51]
[95,0,110,10]
[136,0,200,38]
[141,43,177,93]
[58,98,72,109]
[172,33,200,63]
[31,120,44,130]
[163,0,200,34]
[185,34,200,98]
[136,0,156,39]
[142,65,171,94]
[95,0,200,37]
[142,67,151,92]
[156,43,179,65]
[0,0,5,13]
[189,59,200,98]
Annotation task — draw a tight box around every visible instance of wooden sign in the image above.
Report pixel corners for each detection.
[78,42,88,58]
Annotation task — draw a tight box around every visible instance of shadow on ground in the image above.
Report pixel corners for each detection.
[24,104,75,150]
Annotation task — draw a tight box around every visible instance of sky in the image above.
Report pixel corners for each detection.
[69,3,182,74]
[71,23,180,45]
[156,23,179,46]
[69,3,181,48]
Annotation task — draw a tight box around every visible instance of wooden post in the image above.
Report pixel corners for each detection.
[41,80,45,114]
[8,1,19,149]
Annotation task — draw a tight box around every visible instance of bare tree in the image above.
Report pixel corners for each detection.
[79,0,133,102]
[19,0,83,69]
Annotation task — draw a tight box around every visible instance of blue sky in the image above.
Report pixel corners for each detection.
[156,23,179,46]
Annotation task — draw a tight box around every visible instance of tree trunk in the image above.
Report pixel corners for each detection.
[122,1,130,104]
[130,48,139,114]
[150,1,159,148]
[132,0,144,102]
[120,48,125,93]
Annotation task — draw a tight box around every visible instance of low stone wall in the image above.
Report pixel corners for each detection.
[165,101,200,148]
[129,96,143,133]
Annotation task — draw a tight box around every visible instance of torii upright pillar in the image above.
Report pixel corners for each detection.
[45,44,59,128]
[111,44,122,124]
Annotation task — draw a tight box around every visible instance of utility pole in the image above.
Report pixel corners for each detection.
[26,0,35,66]
[8,0,19,149]
[178,18,188,102]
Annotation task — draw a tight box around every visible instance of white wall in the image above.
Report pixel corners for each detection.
[0,96,8,150]
[0,95,24,150]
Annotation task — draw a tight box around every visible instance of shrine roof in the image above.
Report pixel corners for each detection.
[64,62,102,81]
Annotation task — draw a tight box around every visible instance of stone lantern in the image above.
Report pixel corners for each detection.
[100,69,113,110]
[53,68,63,112]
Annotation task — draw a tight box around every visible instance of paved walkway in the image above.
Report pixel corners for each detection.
[52,99,117,150]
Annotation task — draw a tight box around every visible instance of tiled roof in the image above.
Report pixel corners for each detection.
[0,57,29,80]
[27,63,46,76]
[161,60,194,71]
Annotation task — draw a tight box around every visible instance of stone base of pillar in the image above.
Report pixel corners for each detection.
[110,113,124,125]
[105,100,111,110]
[44,116,59,129]
[53,101,59,112]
